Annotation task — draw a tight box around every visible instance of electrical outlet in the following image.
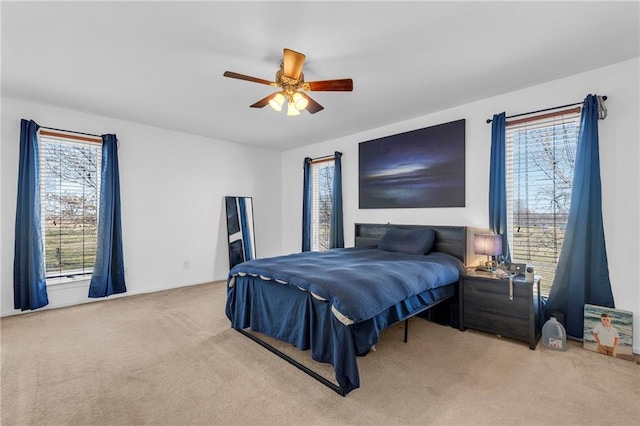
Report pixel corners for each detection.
[183,260,190,269]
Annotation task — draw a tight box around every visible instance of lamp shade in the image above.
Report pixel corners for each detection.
[474,233,503,256]
[286,101,301,116]
[269,93,285,112]
[292,92,308,111]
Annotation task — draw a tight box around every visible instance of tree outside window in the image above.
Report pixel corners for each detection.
[506,112,580,295]
[311,160,334,251]
[39,133,101,279]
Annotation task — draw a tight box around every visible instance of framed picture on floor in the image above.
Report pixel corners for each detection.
[583,304,634,361]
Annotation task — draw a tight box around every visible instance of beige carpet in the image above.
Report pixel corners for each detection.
[1,281,638,426]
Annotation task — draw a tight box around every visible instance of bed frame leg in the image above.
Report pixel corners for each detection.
[404,318,409,343]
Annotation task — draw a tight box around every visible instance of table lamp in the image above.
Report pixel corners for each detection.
[474,233,503,271]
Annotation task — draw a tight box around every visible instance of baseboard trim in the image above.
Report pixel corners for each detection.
[1,279,226,317]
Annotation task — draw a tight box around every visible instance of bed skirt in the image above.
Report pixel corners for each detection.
[225,275,456,394]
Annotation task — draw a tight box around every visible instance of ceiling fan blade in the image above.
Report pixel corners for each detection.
[223,71,274,86]
[306,79,353,91]
[299,92,324,114]
[282,48,306,80]
[249,93,277,109]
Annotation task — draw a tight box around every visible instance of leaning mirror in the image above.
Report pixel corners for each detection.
[224,196,256,269]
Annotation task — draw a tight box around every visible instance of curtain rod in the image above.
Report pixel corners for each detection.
[485,96,607,124]
[39,125,102,138]
[309,152,341,164]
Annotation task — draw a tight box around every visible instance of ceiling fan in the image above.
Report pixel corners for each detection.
[223,48,353,116]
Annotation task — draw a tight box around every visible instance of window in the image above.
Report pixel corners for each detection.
[505,108,581,296]
[310,158,335,251]
[39,130,102,281]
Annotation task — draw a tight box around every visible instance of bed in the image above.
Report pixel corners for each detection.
[225,224,468,395]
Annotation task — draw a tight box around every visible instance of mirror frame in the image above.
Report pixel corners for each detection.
[224,196,256,269]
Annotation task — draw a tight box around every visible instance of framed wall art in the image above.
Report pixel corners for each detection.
[358,119,465,209]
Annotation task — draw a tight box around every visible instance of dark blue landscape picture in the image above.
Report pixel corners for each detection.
[359,119,465,208]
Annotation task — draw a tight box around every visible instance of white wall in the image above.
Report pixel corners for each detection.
[1,97,283,315]
[2,59,638,351]
[281,58,640,352]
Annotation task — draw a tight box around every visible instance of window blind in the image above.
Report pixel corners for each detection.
[310,159,334,251]
[39,131,102,279]
[505,109,581,295]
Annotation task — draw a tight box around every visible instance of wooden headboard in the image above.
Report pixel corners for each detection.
[354,223,468,264]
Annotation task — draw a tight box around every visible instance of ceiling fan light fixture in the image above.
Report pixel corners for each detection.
[223,48,352,115]
[268,93,285,111]
[286,100,301,116]
[292,92,308,111]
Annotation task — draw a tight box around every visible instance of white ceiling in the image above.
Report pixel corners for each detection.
[2,1,639,152]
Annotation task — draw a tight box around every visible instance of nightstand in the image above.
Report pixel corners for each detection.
[459,268,542,350]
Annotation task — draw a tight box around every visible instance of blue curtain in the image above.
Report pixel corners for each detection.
[89,134,127,298]
[302,157,312,252]
[329,152,344,249]
[544,94,614,338]
[13,119,49,311]
[488,112,511,261]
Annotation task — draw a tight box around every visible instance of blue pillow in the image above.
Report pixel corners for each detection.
[378,228,436,255]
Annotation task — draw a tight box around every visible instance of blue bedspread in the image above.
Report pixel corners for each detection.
[228,248,464,325]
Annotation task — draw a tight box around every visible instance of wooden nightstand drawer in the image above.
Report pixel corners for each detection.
[464,307,530,342]
[459,271,541,349]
